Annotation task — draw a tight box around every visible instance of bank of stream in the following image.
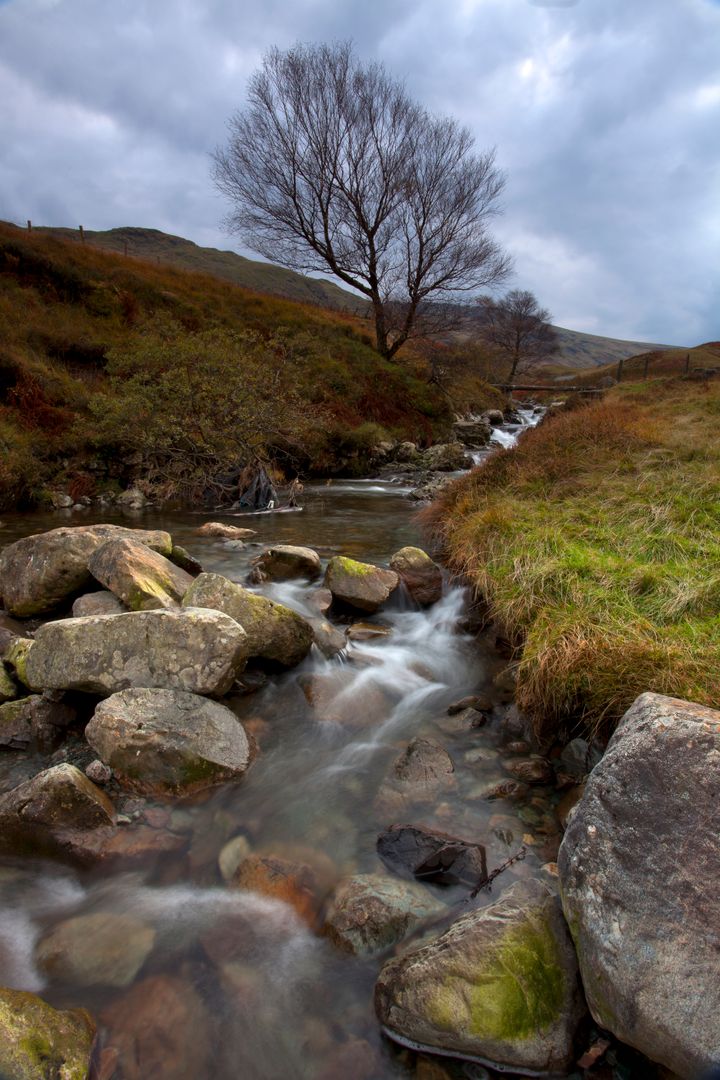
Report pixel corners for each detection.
[0,413,602,1080]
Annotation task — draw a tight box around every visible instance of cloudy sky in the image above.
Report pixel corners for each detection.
[1,0,718,345]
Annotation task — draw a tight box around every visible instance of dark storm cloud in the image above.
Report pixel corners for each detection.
[1,0,718,344]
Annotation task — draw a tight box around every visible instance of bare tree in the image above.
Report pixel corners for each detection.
[213,42,510,361]
[476,290,559,383]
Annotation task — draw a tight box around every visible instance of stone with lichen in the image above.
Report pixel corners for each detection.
[324,555,398,613]
[0,986,96,1080]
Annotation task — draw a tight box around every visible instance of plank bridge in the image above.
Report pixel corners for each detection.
[491,384,603,394]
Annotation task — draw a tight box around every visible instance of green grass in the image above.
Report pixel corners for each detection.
[423,380,720,740]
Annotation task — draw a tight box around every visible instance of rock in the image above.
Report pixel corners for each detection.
[116,486,149,508]
[0,763,116,858]
[50,491,74,509]
[375,879,585,1074]
[100,974,210,1080]
[452,419,492,447]
[86,688,252,796]
[0,663,18,703]
[435,707,487,735]
[0,987,96,1080]
[72,590,126,617]
[36,912,155,987]
[307,587,333,615]
[375,739,455,817]
[393,441,418,462]
[324,556,398,613]
[485,409,505,426]
[0,524,172,617]
[469,777,529,801]
[231,853,320,923]
[503,756,554,785]
[310,618,346,658]
[316,1038,382,1080]
[389,547,443,606]
[345,621,392,641]
[555,784,584,829]
[558,737,602,780]
[558,692,720,1077]
[183,573,313,668]
[3,638,33,688]
[253,544,321,581]
[323,873,445,956]
[420,443,471,471]
[194,521,256,539]
[377,824,486,887]
[86,759,112,785]
[0,694,76,751]
[88,537,194,610]
[26,607,248,695]
[448,695,492,715]
[168,544,203,576]
[218,834,252,882]
[408,476,456,502]
[299,670,389,728]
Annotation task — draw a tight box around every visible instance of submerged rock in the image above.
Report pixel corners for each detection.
[375,879,584,1074]
[195,521,256,539]
[375,739,456,817]
[377,824,486,887]
[0,986,96,1080]
[253,544,321,581]
[36,912,155,988]
[389,547,443,607]
[87,537,193,610]
[0,524,172,617]
[100,974,210,1080]
[183,572,313,668]
[310,618,346,658]
[231,853,320,924]
[323,873,445,956]
[86,688,252,795]
[558,692,720,1077]
[26,607,248,695]
[299,669,389,728]
[324,556,399,613]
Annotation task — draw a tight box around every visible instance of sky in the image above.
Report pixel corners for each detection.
[1,0,718,345]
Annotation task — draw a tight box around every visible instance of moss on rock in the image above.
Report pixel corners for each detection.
[0,986,95,1080]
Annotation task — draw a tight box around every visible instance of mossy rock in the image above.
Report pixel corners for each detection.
[324,556,399,613]
[0,986,96,1079]
[375,878,585,1074]
[4,638,33,689]
[0,662,19,703]
[87,537,193,611]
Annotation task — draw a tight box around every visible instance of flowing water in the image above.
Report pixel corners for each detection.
[0,418,564,1079]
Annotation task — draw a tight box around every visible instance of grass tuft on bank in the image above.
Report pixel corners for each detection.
[423,380,720,739]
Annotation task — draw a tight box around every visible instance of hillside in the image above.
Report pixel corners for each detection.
[22,224,669,370]
[0,221,502,510]
[28,224,367,315]
[570,341,720,385]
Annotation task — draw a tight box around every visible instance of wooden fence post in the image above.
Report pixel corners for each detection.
[27,220,32,232]
[617,357,624,382]
[79,225,85,242]
[685,352,691,375]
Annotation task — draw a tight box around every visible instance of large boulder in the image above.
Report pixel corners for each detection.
[323,873,445,956]
[420,443,471,471]
[389,547,443,607]
[0,763,116,858]
[375,879,585,1074]
[0,524,172,617]
[183,573,313,668]
[86,688,253,795]
[0,987,96,1080]
[452,419,492,447]
[0,694,75,751]
[26,608,248,695]
[558,692,720,1077]
[35,912,155,988]
[324,556,398,613]
[87,537,193,610]
[253,544,321,582]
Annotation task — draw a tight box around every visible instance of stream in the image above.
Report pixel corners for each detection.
[0,414,566,1080]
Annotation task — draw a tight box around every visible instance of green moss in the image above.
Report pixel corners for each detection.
[4,638,33,688]
[0,988,94,1080]
[333,556,377,577]
[428,915,565,1042]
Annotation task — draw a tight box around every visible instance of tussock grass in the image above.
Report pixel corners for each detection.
[423,380,720,739]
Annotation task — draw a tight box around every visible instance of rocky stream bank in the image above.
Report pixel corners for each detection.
[0,417,717,1080]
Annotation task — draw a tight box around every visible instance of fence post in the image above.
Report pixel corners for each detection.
[685,352,690,375]
[617,357,624,382]
[27,219,32,232]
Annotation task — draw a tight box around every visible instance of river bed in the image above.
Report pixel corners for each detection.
[0,424,568,1079]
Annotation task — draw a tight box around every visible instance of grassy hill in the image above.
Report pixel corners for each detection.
[22,224,670,370]
[423,376,720,739]
[0,221,503,510]
[570,341,720,386]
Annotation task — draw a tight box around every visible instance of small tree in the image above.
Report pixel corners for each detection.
[213,42,510,361]
[476,289,559,383]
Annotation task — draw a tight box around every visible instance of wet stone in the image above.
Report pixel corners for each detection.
[377,823,487,888]
[35,912,156,987]
[502,756,554,785]
[323,873,445,956]
[0,987,96,1080]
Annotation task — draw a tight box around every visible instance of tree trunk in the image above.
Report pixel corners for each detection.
[372,296,390,359]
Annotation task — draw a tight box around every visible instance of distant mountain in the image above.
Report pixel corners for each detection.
[28,224,671,368]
